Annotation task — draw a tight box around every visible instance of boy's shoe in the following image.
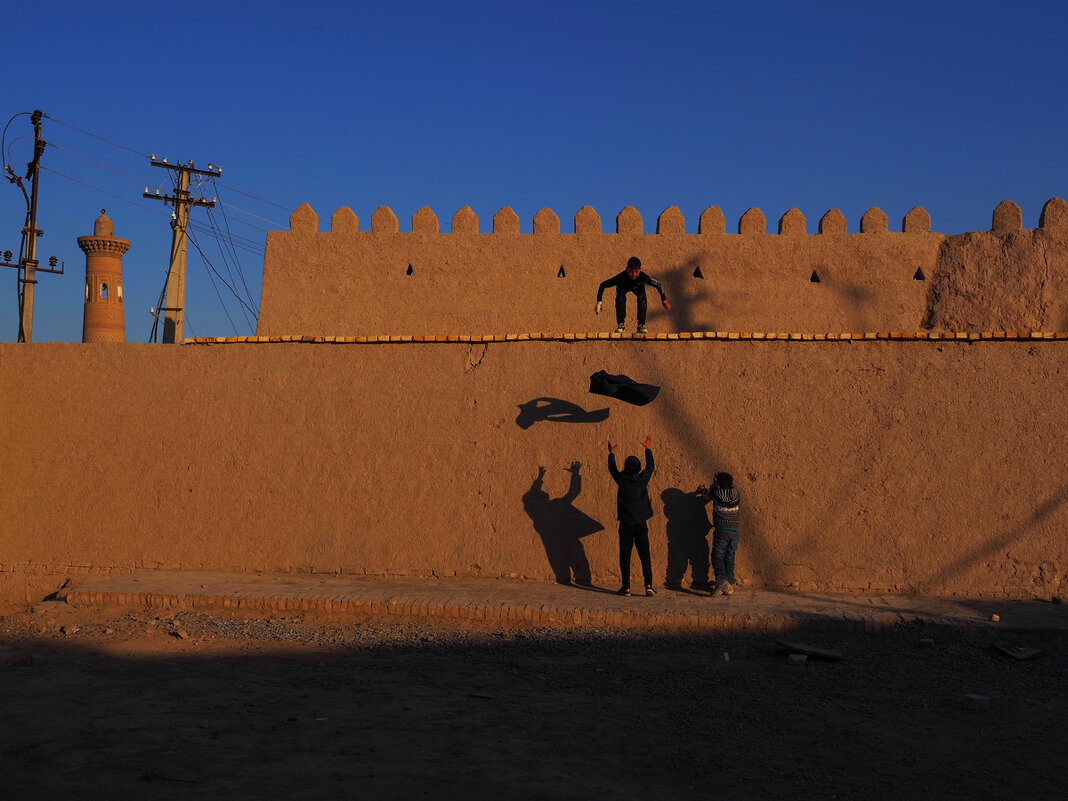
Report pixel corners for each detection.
[644,586,657,597]
[614,323,626,333]
[637,323,647,334]
[718,582,734,596]
[616,587,631,596]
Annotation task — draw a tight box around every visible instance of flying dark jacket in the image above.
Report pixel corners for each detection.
[589,370,661,406]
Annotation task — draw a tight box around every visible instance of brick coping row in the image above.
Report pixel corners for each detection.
[186,331,1068,345]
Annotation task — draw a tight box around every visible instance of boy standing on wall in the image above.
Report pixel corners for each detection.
[608,435,658,597]
[595,256,671,334]
[698,472,741,596]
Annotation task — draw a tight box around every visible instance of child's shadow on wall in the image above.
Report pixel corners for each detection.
[523,462,605,586]
[662,488,711,591]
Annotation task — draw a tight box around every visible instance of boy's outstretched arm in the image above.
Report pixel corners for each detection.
[607,441,622,479]
[641,273,671,309]
[595,275,618,310]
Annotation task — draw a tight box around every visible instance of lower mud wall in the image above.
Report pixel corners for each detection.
[1,342,1065,603]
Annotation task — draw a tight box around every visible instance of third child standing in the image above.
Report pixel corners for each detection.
[698,472,741,596]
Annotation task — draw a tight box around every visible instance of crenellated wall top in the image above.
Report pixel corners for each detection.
[280,198,1068,237]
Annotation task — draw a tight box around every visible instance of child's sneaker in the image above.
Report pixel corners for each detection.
[616,586,631,596]
[637,323,647,334]
[614,323,626,333]
[718,582,734,596]
[644,585,657,597]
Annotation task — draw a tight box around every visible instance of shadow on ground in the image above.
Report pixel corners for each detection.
[1,612,1065,801]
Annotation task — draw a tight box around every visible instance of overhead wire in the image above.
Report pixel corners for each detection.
[187,224,257,327]
[188,221,264,254]
[149,271,169,343]
[205,208,259,314]
[42,113,150,158]
[214,181,291,211]
[188,229,245,334]
[208,199,283,228]
[5,135,33,171]
[201,208,255,317]
[39,166,169,217]
[44,140,147,186]
[209,179,262,310]
[1,111,33,172]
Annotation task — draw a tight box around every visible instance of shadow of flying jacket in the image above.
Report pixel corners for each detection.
[608,449,655,525]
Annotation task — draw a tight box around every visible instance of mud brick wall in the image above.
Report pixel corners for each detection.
[257,198,1068,337]
[1,341,1065,600]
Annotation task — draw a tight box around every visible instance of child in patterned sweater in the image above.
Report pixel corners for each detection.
[698,472,740,596]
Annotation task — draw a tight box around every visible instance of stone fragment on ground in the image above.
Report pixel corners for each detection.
[993,644,1044,660]
[776,640,844,660]
[962,693,990,711]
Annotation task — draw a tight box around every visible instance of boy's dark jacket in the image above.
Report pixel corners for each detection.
[608,449,655,524]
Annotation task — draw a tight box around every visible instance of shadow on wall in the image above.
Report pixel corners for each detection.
[916,481,1068,595]
[660,256,712,332]
[515,398,609,430]
[661,488,711,591]
[829,282,877,332]
[522,462,605,585]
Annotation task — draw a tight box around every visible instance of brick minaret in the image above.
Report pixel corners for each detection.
[79,210,130,343]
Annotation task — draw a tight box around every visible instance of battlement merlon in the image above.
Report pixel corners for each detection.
[278,198,1068,236]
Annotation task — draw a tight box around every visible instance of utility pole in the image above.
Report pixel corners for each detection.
[2,109,64,342]
[143,158,219,343]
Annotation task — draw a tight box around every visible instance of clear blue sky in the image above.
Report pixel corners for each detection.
[2,0,1066,342]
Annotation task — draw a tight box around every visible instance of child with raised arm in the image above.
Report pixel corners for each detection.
[608,435,657,596]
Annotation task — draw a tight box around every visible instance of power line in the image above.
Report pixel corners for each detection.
[188,221,264,254]
[214,180,291,211]
[199,209,273,233]
[187,225,256,328]
[42,113,150,158]
[40,166,169,216]
[1,111,33,171]
[5,134,33,169]
[206,207,259,314]
[45,140,146,185]
[211,194,283,228]
[200,211,255,320]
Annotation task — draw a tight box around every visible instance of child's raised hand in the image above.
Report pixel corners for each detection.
[640,435,653,450]
[662,299,672,311]
[595,301,602,315]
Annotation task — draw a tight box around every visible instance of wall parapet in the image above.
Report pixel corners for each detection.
[285,199,1068,236]
[261,198,1067,339]
[285,202,966,235]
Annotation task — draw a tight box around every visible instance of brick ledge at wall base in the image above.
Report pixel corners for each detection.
[185,331,1068,345]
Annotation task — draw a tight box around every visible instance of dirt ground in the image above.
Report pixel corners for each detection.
[1,601,1065,800]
